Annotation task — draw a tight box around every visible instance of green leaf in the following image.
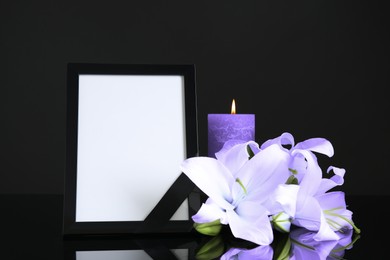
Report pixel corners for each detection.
[194,219,222,236]
[247,145,255,160]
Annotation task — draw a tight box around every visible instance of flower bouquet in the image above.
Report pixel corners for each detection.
[180,132,361,258]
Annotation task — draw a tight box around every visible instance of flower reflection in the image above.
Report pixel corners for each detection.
[220,245,273,260]
[273,228,360,260]
[195,227,360,260]
[287,228,360,260]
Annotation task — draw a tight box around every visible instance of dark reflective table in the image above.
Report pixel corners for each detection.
[1,194,386,259]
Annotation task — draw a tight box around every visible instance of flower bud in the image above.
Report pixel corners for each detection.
[272,212,292,233]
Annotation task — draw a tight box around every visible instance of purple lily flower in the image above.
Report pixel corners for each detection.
[216,139,300,233]
[261,132,334,187]
[180,144,291,245]
[291,152,359,240]
[261,133,360,240]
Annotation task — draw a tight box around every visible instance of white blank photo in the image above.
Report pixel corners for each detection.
[75,75,188,222]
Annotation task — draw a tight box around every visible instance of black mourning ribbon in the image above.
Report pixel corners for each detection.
[137,173,201,233]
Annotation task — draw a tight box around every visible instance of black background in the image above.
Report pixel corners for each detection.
[1,0,389,195]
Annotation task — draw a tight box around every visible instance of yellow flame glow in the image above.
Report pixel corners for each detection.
[231,99,236,114]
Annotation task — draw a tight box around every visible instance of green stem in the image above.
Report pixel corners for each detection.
[326,218,344,232]
[236,178,247,195]
[325,212,361,234]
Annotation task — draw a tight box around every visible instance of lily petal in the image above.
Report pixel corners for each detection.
[227,206,273,245]
[235,200,269,223]
[316,192,354,232]
[264,184,300,216]
[315,166,346,195]
[294,138,334,157]
[316,191,347,212]
[314,212,340,241]
[237,144,290,204]
[260,132,295,150]
[294,149,322,199]
[180,157,235,210]
[192,198,227,224]
[295,192,340,241]
[294,196,322,231]
[288,153,308,183]
[294,194,340,241]
[215,140,260,176]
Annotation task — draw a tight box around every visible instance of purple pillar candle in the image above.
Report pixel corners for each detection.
[208,99,255,157]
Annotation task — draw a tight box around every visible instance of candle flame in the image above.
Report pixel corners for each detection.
[231,99,236,114]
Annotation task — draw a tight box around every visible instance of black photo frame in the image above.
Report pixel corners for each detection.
[64,236,200,260]
[63,63,200,236]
